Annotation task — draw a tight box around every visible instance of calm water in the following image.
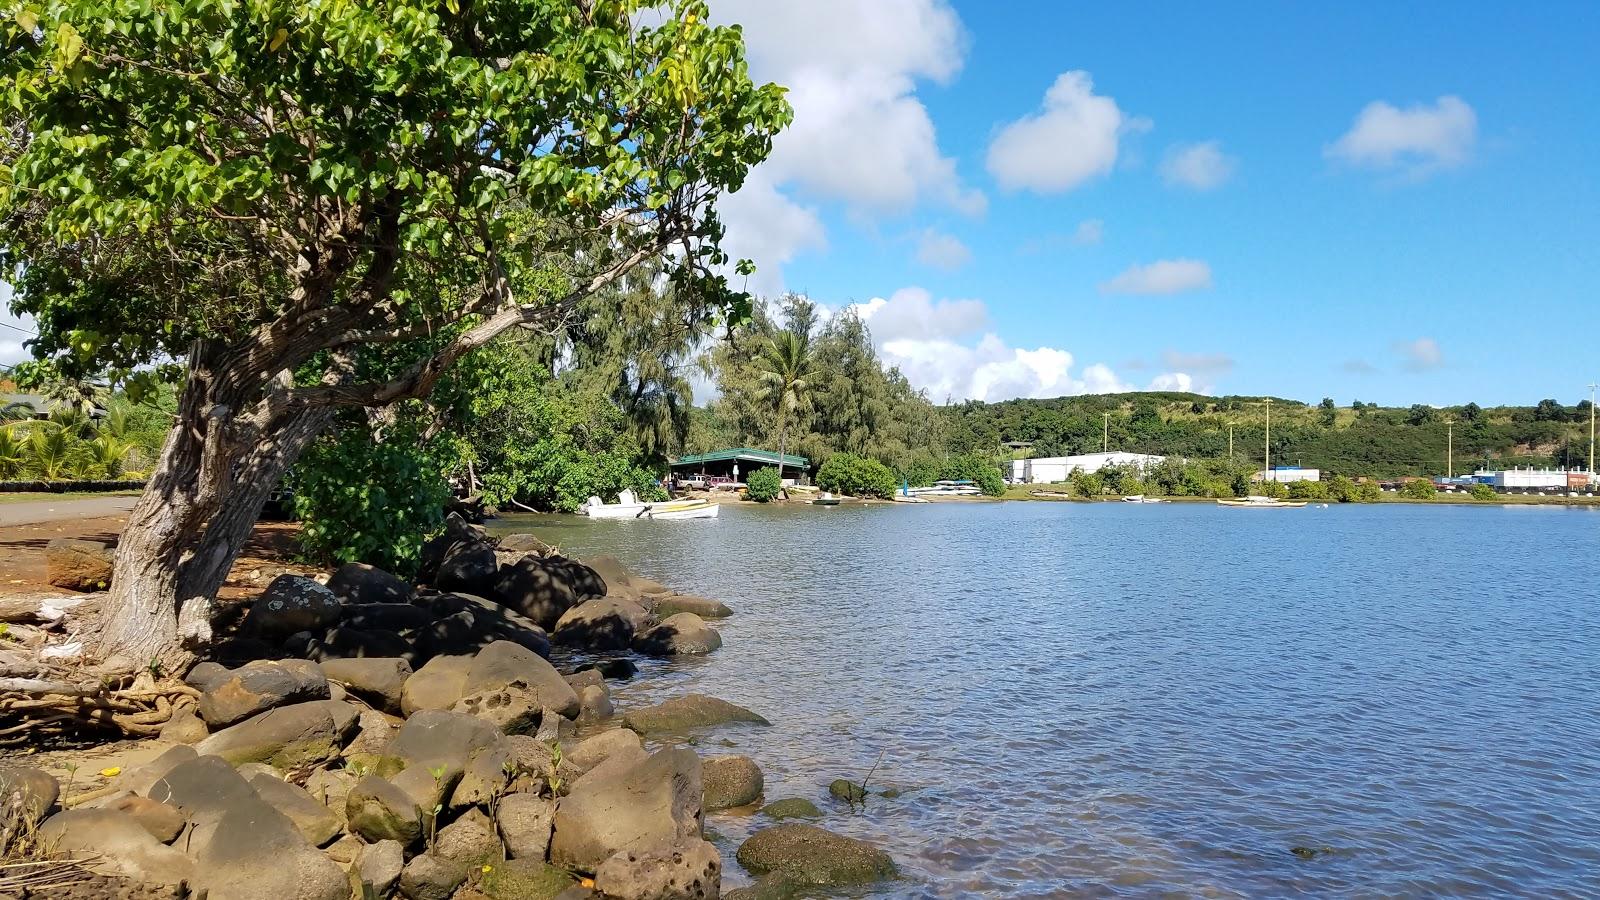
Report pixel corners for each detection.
[493,501,1600,897]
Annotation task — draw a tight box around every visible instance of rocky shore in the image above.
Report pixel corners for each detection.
[0,514,897,899]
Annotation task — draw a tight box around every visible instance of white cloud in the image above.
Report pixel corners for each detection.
[1,284,32,369]
[914,229,972,271]
[1160,350,1234,375]
[1159,140,1236,190]
[1072,218,1104,245]
[715,169,827,296]
[1100,259,1213,296]
[1147,372,1196,392]
[847,287,1134,402]
[1396,337,1444,371]
[986,71,1134,193]
[1327,96,1477,178]
[1342,359,1379,375]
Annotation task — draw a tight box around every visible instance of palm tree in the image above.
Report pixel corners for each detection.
[755,328,816,483]
[27,427,77,481]
[0,428,26,480]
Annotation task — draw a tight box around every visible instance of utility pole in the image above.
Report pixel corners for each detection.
[1444,416,1454,478]
[1263,399,1272,479]
[1590,382,1597,475]
[1102,412,1110,454]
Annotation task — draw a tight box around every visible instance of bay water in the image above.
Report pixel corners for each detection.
[494,501,1600,896]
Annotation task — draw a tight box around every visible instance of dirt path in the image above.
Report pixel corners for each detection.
[0,495,139,527]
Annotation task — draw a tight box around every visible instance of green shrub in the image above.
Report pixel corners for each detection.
[1287,479,1329,500]
[1357,481,1382,502]
[1257,479,1289,499]
[1400,478,1437,500]
[939,454,1006,496]
[1327,475,1358,502]
[1069,469,1103,497]
[745,467,782,502]
[292,430,450,577]
[817,453,897,498]
[1469,483,1497,500]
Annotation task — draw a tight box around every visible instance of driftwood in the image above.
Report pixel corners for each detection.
[0,595,101,625]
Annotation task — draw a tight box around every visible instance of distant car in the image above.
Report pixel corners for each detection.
[679,476,708,489]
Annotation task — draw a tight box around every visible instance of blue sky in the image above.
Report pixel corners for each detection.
[707,1,1599,407]
[4,3,1595,408]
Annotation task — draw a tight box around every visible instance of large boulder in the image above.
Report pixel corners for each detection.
[194,699,360,767]
[401,654,475,717]
[701,755,763,811]
[594,839,721,900]
[580,554,635,595]
[435,540,500,596]
[735,825,897,887]
[552,596,651,651]
[195,659,331,728]
[413,592,551,659]
[358,840,406,898]
[452,682,545,734]
[419,513,485,584]
[622,694,770,735]
[497,792,556,860]
[0,766,59,831]
[346,774,423,845]
[292,625,412,662]
[493,555,603,629]
[383,709,504,775]
[498,533,553,554]
[242,575,343,639]
[247,772,342,847]
[633,613,722,657]
[549,748,703,873]
[44,538,115,591]
[38,808,195,888]
[342,602,434,633]
[320,656,412,713]
[328,562,412,605]
[650,594,733,619]
[108,793,186,843]
[399,852,468,900]
[401,641,577,719]
[564,729,645,779]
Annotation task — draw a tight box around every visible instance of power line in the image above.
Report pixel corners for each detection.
[0,320,37,336]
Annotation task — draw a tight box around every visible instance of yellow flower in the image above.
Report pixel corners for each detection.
[99,767,121,778]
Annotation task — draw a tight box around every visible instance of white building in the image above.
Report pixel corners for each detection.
[1476,468,1593,491]
[1257,466,1320,484]
[1010,452,1167,484]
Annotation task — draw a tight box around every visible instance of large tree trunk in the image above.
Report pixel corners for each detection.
[94,349,330,674]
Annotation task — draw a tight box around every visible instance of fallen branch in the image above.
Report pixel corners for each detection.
[0,677,103,697]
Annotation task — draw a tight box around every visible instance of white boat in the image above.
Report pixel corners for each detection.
[579,489,649,518]
[647,498,719,520]
[1217,495,1307,509]
[1122,494,1168,503]
[908,480,983,497]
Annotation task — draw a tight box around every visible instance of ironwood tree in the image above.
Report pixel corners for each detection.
[0,0,788,669]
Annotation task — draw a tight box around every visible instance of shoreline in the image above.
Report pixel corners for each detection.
[0,515,894,900]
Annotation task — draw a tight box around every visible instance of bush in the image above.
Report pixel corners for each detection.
[1469,483,1497,501]
[292,430,450,577]
[1400,478,1437,500]
[745,467,782,502]
[1357,481,1382,502]
[1069,469,1103,498]
[1257,479,1289,499]
[1287,479,1329,500]
[817,453,898,498]
[939,453,1006,496]
[1327,475,1358,502]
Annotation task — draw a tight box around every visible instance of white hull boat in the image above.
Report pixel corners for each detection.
[1122,494,1168,503]
[1217,495,1307,509]
[579,489,648,518]
[648,499,719,520]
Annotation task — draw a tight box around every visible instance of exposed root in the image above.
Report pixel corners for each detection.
[0,668,197,748]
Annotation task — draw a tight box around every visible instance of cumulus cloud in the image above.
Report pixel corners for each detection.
[1072,218,1104,245]
[986,71,1135,193]
[1395,337,1444,372]
[1326,96,1477,178]
[1159,140,1236,190]
[1099,259,1213,296]
[1017,219,1104,255]
[714,169,827,297]
[914,229,972,271]
[844,287,1147,402]
[1147,372,1195,392]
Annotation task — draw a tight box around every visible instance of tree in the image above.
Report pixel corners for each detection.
[744,467,781,502]
[1319,397,1337,427]
[1461,402,1483,423]
[754,321,816,484]
[1401,478,1438,500]
[815,452,896,499]
[1534,399,1566,422]
[1,0,788,668]
[1407,405,1437,426]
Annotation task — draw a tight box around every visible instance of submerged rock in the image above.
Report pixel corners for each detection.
[828,779,866,804]
[760,798,821,821]
[702,755,764,811]
[633,612,722,657]
[735,824,897,887]
[649,594,733,619]
[622,694,770,735]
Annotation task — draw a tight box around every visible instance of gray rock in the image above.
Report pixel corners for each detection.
[346,774,422,845]
[419,513,483,584]
[581,555,635,596]
[453,682,544,734]
[464,641,579,720]
[594,839,721,900]
[493,555,596,629]
[564,728,644,779]
[116,744,198,797]
[702,755,764,811]
[342,602,433,633]
[248,772,342,846]
[320,656,412,714]
[402,653,474,717]
[243,574,342,639]
[553,596,651,651]
[650,594,733,619]
[303,768,358,824]
[549,748,703,873]
[497,792,556,860]
[343,708,400,772]
[38,808,195,887]
[107,793,185,843]
[760,798,821,821]
[0,766,58,830]
[296,624,412,662]
[159,706,209,744]
[194,699,360,767]
[328,562,412,605]
[563,669,605,692]
[633,613,722,657]
[828,779,866,803]
[434,807,501,865]
[399,852,468,900]
[498,533,553,555]
[448,738,513,812]
[385,708,505,773]
[44,538,114,591]
[735,824,897,887]
[358,839,406,897]
[435,540,500,596]
[622,694,770,735]
[197,659,330,728]
[577,684,614,722]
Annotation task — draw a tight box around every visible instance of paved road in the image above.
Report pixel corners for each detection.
[0,495,139,527]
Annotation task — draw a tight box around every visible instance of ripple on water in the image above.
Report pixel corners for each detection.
[497,502,1600,896]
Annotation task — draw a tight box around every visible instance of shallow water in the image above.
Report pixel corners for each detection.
[492,501,1600,897]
